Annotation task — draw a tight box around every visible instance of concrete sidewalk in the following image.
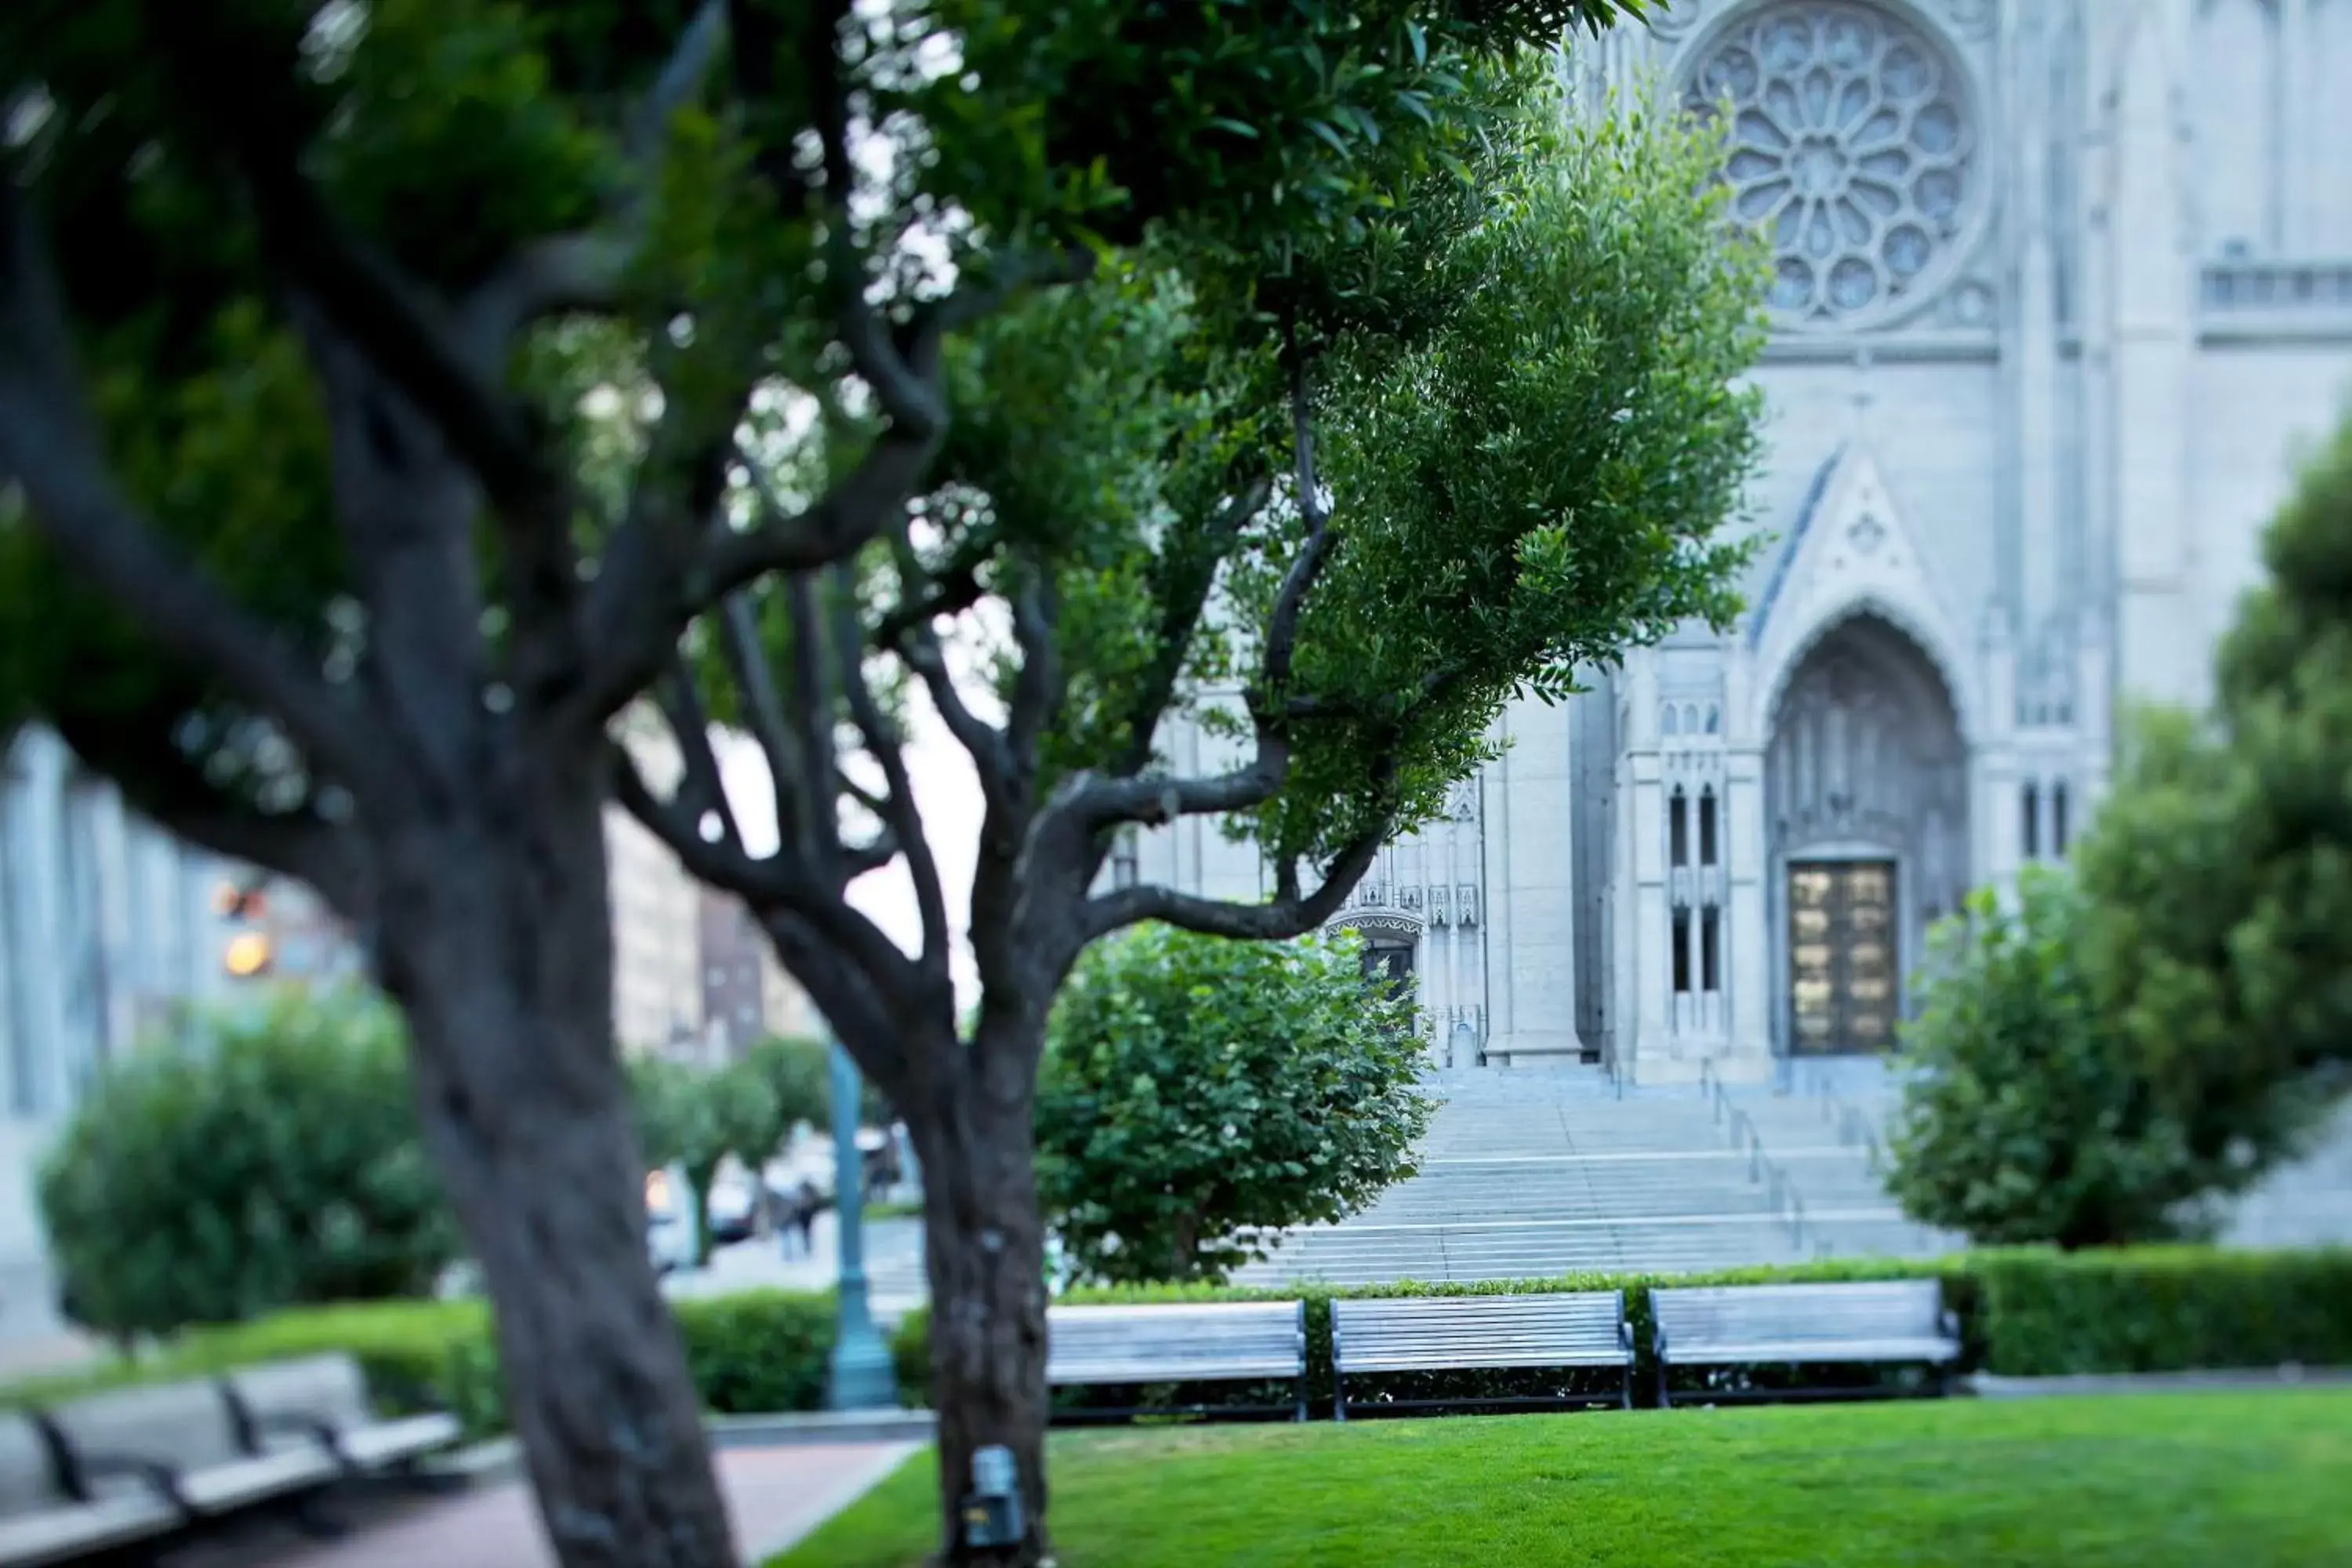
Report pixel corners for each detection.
[172,1442,917,1568]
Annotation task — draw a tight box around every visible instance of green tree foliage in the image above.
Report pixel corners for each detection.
[615,67,1764,1561]
[0,2,1682,1560]
[1887,868,2275,1250]
[38,989,459,1341]
[629,1054,780,1264]
[1037,925,1431,1285]
[2070,421,2352,1155]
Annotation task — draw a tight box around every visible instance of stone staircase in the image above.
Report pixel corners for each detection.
[1231,1068,1953,1288]
[1230,1065,2352,1290]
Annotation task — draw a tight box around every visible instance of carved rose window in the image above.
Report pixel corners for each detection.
[1683,2,1978,329]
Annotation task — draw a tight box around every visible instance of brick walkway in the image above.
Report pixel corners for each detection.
[166,1443,918,1568]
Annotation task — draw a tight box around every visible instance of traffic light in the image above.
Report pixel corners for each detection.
[216,878,274,978]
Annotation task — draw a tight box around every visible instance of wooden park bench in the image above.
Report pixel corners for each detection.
[0,1408,182,1568]
[1047,1302,1308,1424]
[1330,1290,1635,1421]
[1650,1279,1962,1408]
[220,1353,464,1481]
[2,1354,465,1564]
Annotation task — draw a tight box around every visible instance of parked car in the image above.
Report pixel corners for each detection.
[706,1167,757,1247]
[645,1163,698,1275]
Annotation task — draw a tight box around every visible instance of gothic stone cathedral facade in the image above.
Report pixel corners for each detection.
[1131,0,2352,1083]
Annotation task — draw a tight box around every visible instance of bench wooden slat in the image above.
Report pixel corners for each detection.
[1045,1302,1306,1394]
[1329,1291,1633,1417]
[1650,1280,1961,1404]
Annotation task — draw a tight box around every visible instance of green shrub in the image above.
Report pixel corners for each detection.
[1888,868,2281,1249]
[38,989,462,1340]
[675,1290,837,1417]
[1974,1246,2352,1377]
[1037,926,1431,1285]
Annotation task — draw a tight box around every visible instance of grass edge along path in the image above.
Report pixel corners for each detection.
[774,1388,2352,1568]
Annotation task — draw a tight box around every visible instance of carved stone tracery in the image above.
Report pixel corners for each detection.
[1682,1,1981,330]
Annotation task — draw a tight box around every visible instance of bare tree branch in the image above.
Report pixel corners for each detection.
[0,187,383,790]
[898,624,1014,814]
[716,591,811,856]
[827,568,949,972]
[456,233,634,369]
[1078,818,1387,947]
[652,662,743,853]
[1258,348,1338,713]
[782,572,842,867]
[1109,476,1272,776]
[695,428,945,605]
[612,731,928,1106]
[1003,565,1061,784]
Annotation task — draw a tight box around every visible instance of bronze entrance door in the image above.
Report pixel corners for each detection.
[1786,860,1897,1054]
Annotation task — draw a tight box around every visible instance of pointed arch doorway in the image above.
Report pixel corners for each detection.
[1765,612,1969,1057]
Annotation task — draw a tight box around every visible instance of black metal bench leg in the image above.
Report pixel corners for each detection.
[289,1489,351,1539]
[1334,1374,1348,1425]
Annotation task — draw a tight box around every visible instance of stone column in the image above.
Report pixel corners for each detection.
[1478,730,1515,1062]
[1622,655,1675,1083]
[2281,0,2311,253]
[2107,0,2201,708]
[1486,695,1580,1064]
[1722,746,1773,1081]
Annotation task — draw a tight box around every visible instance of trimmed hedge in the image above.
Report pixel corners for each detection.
[1974,1246,2352,1376]
[891,1245,2352,1414]
[1,1289,839,1441]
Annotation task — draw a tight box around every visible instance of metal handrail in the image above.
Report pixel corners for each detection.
[1820,1088,1890,1177]
[1719,1099,1809,1252]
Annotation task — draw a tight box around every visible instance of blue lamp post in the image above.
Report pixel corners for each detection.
[827,1038,898,1410]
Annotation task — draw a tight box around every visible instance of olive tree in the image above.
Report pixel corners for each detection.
[1037,924,1431,1285]
[618,78,1766,1561]
[0,5,1656,1563]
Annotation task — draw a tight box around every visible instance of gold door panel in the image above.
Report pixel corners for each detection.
[1785,859,1899,1055]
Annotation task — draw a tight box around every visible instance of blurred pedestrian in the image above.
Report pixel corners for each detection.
[794,1181,820,1258]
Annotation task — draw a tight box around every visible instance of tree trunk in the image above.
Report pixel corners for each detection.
[373,776,735,1568]
[910,1087,1052,1567]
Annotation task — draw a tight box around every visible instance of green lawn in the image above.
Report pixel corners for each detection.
[777,1391,2352,1567]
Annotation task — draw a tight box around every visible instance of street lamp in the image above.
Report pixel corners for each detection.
[828,1037,898,1410]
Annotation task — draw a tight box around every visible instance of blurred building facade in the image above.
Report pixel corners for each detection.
[697,889,819,1062]
[1136,0,2352,1085]
[605,798,706,1058]
[0,725,373,1348]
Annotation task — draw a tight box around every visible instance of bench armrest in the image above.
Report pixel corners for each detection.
[78,1451,192,1517]
[1618,1319,1635,1355]
[1940,1308,1962,1342]
[252,1410,358,1472]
